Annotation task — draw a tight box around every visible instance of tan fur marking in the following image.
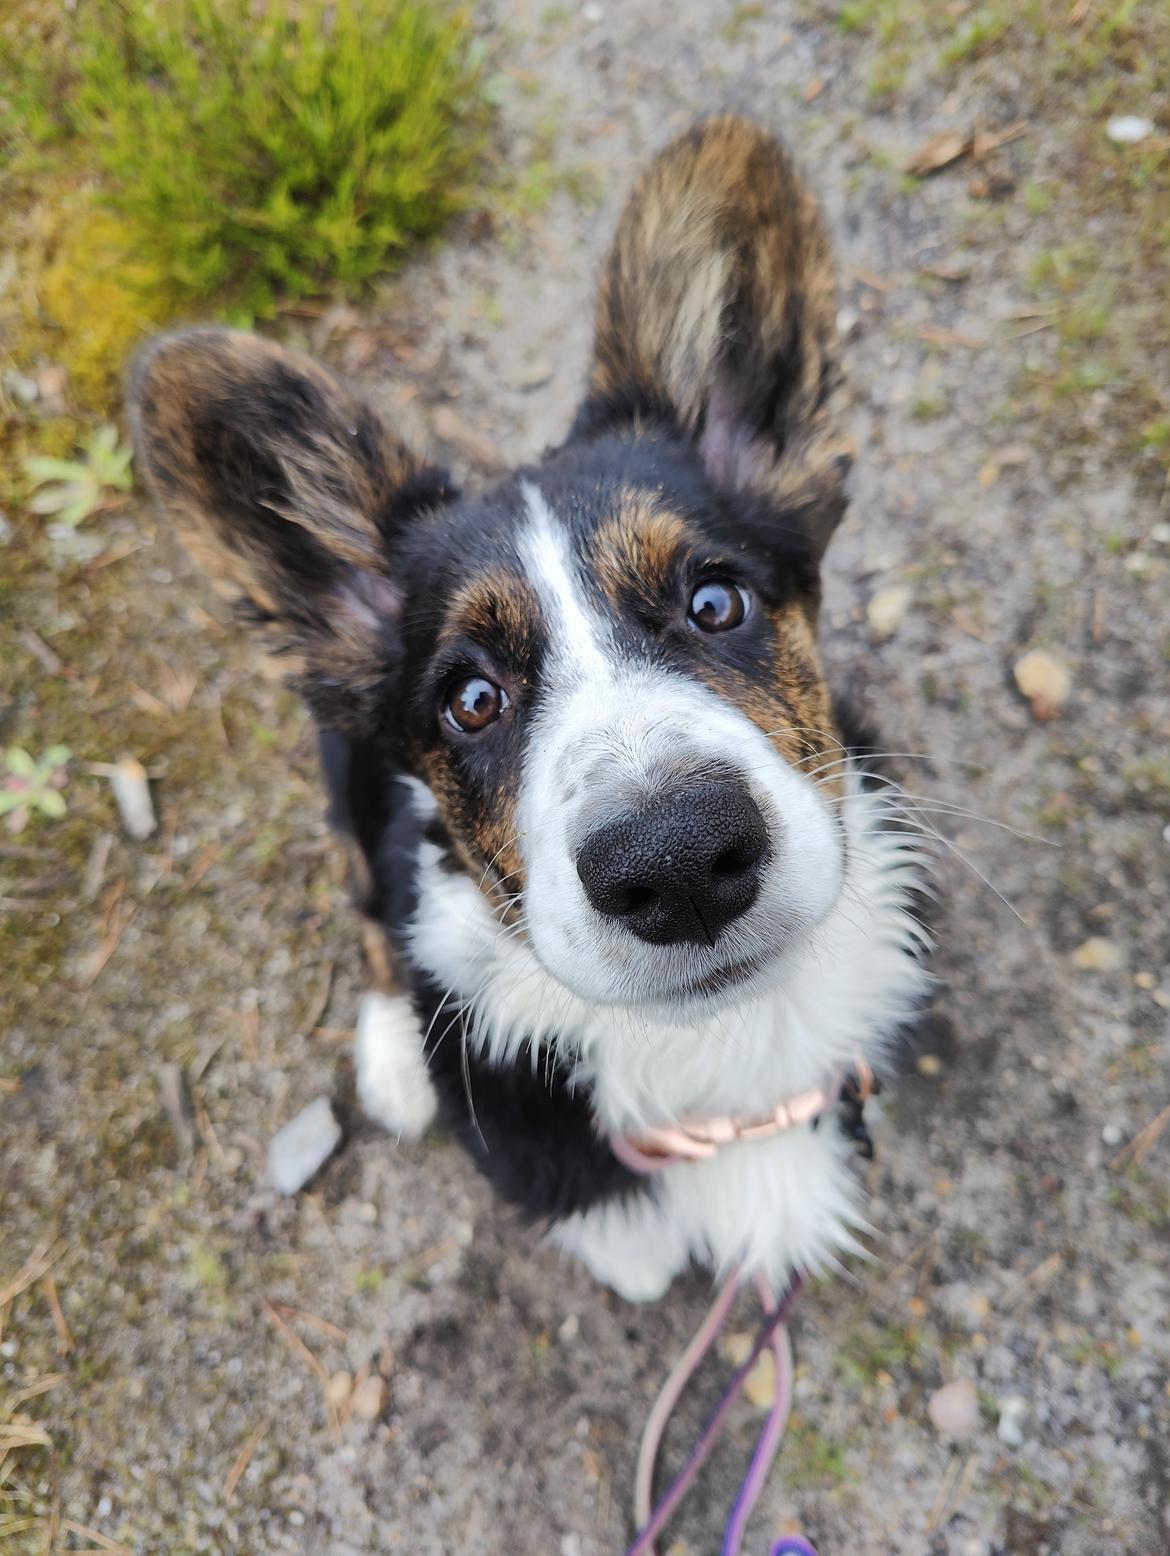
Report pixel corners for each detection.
[592,499,695,614]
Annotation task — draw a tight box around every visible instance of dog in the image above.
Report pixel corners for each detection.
[130,116,930,1304]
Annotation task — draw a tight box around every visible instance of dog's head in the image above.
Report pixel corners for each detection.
[131,117,855,1017]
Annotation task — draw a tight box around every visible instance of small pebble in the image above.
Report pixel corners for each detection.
[108,758,157,841]
[997,1394,1028,1447]
[558,1313,580,1344]
[1070,937,1124,973]
[349,1374,389,1421]
[1107,115,1154,144]
[1101,1123,1124,1147]
[3,370,39,404]
[927,1377,979,1438]
[867,584,913,639]
[1013,648,1072,721]
[267,1096,342,1195]
[581,2,604,20]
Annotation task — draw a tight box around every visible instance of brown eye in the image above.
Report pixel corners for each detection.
[689,579,748,632]
[444,675,508,733]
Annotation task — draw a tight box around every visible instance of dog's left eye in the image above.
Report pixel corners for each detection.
[688,579,749,633]
[444,676,508,733]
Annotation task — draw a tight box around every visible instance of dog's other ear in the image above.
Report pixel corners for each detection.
[129,329,456,733]
[581,116,852,561]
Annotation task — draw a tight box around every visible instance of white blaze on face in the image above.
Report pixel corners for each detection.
[516,481,612,680]
[513,482,845,1012]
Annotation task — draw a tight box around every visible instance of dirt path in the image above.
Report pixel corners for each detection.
[4,3,1169,1554]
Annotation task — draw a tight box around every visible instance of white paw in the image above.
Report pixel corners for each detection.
[354,991,437,1139]
[591,1254,676,1305]
[551,1199,686,1304]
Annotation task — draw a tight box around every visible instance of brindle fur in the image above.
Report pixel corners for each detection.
[585,115,852,562]
[129,328,456,733]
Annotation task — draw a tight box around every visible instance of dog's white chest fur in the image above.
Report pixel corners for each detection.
[393,773,932,1300]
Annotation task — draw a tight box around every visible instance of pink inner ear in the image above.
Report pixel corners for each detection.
[697,379,774,492]
[337,571,401,634]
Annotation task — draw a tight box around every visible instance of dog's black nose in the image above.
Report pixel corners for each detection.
[576,781,769,946]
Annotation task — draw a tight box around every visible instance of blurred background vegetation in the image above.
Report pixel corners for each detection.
[0,0,487,489]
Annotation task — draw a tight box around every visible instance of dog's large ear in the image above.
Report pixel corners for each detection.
[129,329,455,732]
[581,116,851,561]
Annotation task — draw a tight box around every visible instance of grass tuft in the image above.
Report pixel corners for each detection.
[70,0,486,318]
[0,0,487,419]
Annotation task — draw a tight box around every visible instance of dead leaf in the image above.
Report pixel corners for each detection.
[921,261,972,282]
[918,327,983,348]
[802,76,825,102]
[1070,937,1124,973]
[972,121,1028,158]
[431,405,507,473]
[743,1349,777,1410]
[904,129,971,177]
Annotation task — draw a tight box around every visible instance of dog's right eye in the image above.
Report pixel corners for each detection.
[444,676,508,733]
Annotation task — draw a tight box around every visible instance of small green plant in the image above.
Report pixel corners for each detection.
[69,0,487,317]
[941,5,1009,65]
[23,424,133,527]
[0,746,71,832]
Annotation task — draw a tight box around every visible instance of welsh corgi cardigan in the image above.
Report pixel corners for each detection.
[131,117,930,1304]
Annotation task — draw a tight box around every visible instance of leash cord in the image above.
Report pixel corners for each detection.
[622,1271,810,1556]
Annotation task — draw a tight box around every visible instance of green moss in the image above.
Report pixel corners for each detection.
[783,1419,850,1488]
[911,393,948,420]
[721,2,767,43]
[187,1239,229,1293]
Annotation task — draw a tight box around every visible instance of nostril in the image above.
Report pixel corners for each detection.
[711,842,757,879]
[711,821,767,880]
[618,883,658,916]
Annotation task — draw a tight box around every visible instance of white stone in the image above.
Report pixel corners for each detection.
[928,1377,979,1438]
[1107,116,1154,144]
[997,1394,1028,1447]
[267,1096,341,1195]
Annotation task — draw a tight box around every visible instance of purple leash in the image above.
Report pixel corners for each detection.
[611,1068,875,1556]
[622,1270,819,1556]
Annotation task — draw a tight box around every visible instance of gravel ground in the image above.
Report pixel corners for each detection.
[4,3,1169,1554]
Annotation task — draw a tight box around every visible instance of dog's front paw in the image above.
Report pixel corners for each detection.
[551,1200,687,1303]
[354,991,438,1139]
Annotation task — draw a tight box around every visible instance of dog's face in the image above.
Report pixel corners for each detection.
[132,118,854,1016]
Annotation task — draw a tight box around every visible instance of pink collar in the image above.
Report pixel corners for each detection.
[610,1060,872,1174]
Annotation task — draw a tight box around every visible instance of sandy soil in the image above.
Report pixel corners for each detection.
[4,3,1169,1554]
